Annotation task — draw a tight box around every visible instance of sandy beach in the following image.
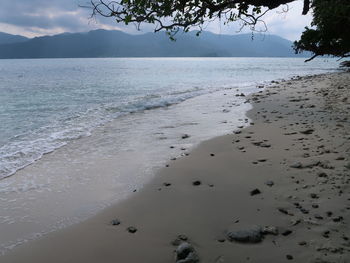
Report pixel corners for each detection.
[1,71,349,263]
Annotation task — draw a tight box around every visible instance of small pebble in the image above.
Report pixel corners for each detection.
[286,255,293,260]
[250,188,261,196]
[127,226,137,233]
[192,180,201,186]
[111,219,121,226]
[282,230,293,236]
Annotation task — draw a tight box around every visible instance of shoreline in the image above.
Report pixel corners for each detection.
[1,71,349,262]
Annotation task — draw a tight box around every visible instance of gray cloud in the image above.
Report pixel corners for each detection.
[0,0,311,40]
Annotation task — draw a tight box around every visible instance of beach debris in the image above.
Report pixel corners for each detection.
[291,219,301,226]
[250,188,261,196]
[278,208,293,216]
[175,242,199,263]
[265,180,274,187]
[298,241,307,246]
[226,226,263,243]
[289,160,333,169]
[332,216,343,222]
[299,129,315,135]
[163,182,172,187]
[322,231,330,238]
[290,162,303,168]
[217,238,226,243]
[252,141,271,148]
[127,226,137,233]
[192,180,201,186]
[111,219,121,226]
[282,230,293,236]
[286,254,294,260]
[317,172,328,178]
[181,134,190,139]
[310,193,319,199]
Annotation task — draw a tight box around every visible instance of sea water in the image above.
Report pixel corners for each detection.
[0,57,339,253]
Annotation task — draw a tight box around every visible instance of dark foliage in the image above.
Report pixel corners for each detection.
[294,0,350,61]
[88,0,306,38]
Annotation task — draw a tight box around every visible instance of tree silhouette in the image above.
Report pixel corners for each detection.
[294,0,350,61]
[89,0,310,39]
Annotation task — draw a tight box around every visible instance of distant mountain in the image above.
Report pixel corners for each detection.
[0,30,306,59]
[0,32,29,45]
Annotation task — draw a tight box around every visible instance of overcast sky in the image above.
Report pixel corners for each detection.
[0,0,312,41]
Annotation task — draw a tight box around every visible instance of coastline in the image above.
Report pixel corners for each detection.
[1,71,349,262]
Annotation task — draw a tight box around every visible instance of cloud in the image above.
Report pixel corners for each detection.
[0,0,312,40]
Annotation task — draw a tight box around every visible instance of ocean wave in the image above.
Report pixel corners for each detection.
[0,86,211,180]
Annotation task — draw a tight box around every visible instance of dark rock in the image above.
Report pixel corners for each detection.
[290,162,302,168]
[298,241,307,246]
[250,188,261,196]
[300,208,309,214]
[182,134,190,139]
[175,242,199,263]
[300,129,314,135]
[265,180,274,187]
[226,226,263,243]
[332,216,343,222]
[310,193,319,199]
[282,230,293,236]
[286,255,294,260]
[322,231,330,238]
[318,172,328,178]
[192,180,201,186]
[127,226,137,233]
[278,208,290,215]
[314,214,323,220]
[344,162,350,169]
[163,182,172,187]
[210,153,215,157]
[111,219,121,226]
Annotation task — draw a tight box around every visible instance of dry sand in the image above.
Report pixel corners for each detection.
[1,72,349,263]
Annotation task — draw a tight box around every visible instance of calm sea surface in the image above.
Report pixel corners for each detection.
[0,57,339,253]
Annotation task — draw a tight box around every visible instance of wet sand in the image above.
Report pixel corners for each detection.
[1,72,349,263]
